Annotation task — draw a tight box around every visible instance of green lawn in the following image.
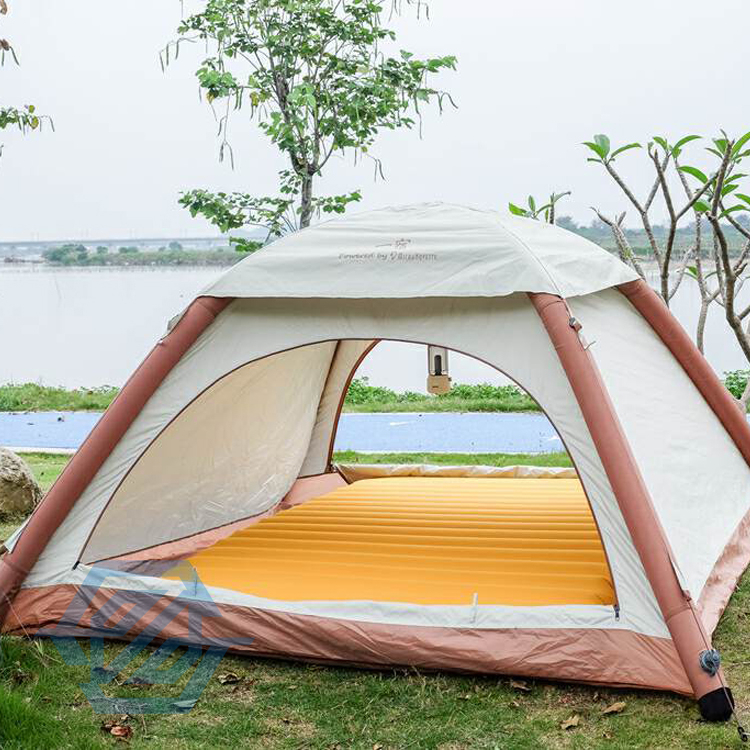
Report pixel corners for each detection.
[0,383,117,412]
[334,450,573,467]
[0,452,748,749]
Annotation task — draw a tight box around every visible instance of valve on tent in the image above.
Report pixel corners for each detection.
[427,345,452,395]
[700,648,722,677]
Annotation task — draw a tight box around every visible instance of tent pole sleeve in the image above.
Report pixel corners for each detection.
[0,296,233,623]
[529,292,727,710]
[618,278,750,469]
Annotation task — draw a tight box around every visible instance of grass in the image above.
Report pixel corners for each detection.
[0,383,117,412]
[0,380,543,414]
[344,397,539,413]
[333,450,573,467]
[0,451,748,748]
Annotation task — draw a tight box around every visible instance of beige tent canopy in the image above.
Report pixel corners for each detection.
[2,203,750,721]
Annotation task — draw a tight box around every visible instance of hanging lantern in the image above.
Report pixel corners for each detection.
[427,345,452,395]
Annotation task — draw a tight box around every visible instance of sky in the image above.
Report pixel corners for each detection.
[1,0,750,242]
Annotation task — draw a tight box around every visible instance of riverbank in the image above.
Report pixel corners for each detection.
[0,380,542,414]
[6,370,749,415]
[0,383,117,412]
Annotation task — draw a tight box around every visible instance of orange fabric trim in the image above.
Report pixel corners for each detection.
[528,292,723,702]
[698,504,750,634]
[619,279,750,631]
[3,584,691,695]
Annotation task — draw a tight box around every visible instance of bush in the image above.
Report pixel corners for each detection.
[343,378,539,412]
[345,377,399,405]
[724,370,750,400]
[440,383,525,401]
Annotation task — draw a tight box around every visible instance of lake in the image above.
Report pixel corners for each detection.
[0,410,562,454]
[3,264,749,393]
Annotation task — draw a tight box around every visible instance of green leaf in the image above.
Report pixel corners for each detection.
[583,141,607,160]
[679,165,709,183]
[508,202,528,217]
[732,131,750,157]
[722,183,739,197]
[721,205,749,217]
[593,134,611,157]
[653,136,670,152]
[528,195,536,212]
[674,134,701,150]
[693,200,711,213]
[714,138,729,154]
[685,265,698,279]
[610,143,641,160]
[725,173,748,184]
[736,193,750,206]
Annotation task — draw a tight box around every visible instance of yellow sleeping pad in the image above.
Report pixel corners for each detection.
[181,477,615,607]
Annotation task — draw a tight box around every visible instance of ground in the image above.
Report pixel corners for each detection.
[0,453,748,749]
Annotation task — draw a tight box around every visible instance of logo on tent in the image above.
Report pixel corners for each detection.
[35,561,252,714]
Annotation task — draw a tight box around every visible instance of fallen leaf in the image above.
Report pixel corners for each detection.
[373,745,384,750]
[602,701,627,715]
[561,714,580,730]
[510,679,531,692]
[459,693,472,700]
[101,723,133,741]
[593,691,601,701]
[510,700,521,708]
[218,672,241,685]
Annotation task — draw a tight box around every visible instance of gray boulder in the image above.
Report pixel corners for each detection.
[0,448,42,518]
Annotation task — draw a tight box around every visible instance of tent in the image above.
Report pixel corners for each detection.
[2,202,750,721]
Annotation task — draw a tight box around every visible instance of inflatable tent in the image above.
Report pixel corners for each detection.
[2,203,750,721]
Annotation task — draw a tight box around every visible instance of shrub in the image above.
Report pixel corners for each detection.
[724,369,750,400]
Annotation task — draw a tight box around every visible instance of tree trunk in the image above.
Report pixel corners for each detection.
[740,376,750,412]
[660,264,670,308]
[299,174,313,229]
[696,299,709,354]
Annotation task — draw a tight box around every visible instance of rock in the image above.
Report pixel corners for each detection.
[0,448,43,518]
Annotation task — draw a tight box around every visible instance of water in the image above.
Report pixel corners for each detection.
[0,410,562,454]
[2,264,749,392]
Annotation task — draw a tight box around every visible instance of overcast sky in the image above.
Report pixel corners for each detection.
[1,0,749,242]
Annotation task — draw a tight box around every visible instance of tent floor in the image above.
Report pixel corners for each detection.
[180,477,615,607]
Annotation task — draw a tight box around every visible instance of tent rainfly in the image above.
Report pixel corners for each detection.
[2,203,750,722]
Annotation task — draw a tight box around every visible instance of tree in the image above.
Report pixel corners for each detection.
[583,134,716,309]
[166,0,456,249]
[679,130,750,402]
[0,0,49,162]
[585,129,750,405]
